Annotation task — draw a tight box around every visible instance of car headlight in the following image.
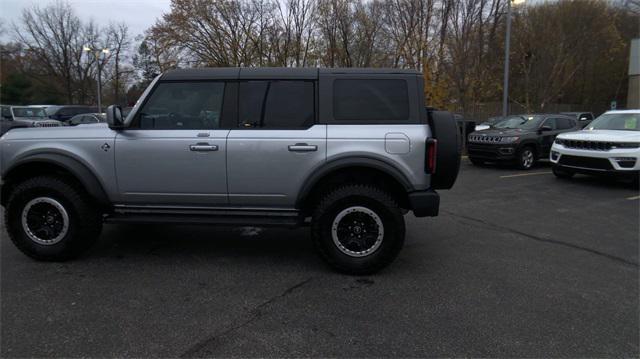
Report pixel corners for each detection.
[500,136,519,144]
[554,138,565,145]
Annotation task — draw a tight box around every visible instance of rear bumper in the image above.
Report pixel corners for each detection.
[408,189,440,217]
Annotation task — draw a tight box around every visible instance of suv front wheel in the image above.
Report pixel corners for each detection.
[311,184,405,274]
[4,176,102,261]
[517,146,536,170]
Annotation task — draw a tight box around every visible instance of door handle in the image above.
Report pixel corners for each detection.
[189,144,218,152]
[288,143,317,152]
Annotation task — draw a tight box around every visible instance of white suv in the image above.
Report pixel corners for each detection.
[550,110,640,182]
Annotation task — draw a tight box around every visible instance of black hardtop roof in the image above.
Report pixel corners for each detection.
[161,67,421,81]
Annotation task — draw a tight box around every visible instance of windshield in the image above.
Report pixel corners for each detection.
[12,107,47,118]
[585,113,640,131]
[494,115,543,130]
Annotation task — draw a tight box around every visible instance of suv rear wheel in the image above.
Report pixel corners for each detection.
[4,176,102,261]
[311,184,405,274]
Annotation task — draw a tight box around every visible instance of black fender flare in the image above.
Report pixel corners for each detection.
[295,156,413,208]
[2,153,110,207]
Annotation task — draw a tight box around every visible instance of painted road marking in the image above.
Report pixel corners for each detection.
[499,172,552,178]
[627,195,640,200]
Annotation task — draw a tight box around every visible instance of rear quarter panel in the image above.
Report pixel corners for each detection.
[327,124,431,190]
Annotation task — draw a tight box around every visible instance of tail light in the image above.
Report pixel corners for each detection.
[426,138,437,174]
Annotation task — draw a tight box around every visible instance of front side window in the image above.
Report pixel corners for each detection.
[541,118,557,130]
[136,82,225,129]
[333,79,409,121]
[239,81,314,129]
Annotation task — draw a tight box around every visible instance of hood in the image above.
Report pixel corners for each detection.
[1,123,113,141]
[470,128,532,136]
[557,130,640,142]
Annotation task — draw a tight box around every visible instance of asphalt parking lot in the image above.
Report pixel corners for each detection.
[1,160,638,357]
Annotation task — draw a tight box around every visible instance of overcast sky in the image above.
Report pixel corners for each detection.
[0,0,172,40]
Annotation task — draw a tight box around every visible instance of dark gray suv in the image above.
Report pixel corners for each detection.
[468,114,579,169]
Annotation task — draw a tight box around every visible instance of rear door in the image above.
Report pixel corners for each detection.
[539,117,561,156]
[226,80,325,207]
[115,81,231,206]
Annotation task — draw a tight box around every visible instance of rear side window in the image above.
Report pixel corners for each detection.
[557,118,574,129]
[136,82,225,129]
[333,79,409,121]
[239,81,314,129]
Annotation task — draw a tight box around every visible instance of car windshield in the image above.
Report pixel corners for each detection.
[585,113,640,131]
[12,107,47,118]
[493,115,543,130]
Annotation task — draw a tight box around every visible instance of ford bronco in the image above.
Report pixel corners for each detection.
[0,68,460,274]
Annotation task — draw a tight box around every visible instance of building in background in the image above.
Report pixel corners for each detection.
[628,39,639,109]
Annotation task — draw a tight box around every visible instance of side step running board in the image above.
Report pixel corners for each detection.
[104,207,303,227]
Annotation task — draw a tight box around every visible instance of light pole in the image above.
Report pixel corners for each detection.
[502,0,525,117]
[83,46,110,113]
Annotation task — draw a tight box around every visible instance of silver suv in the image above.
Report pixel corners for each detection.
[0,68,460,274]
[1,105,62,135]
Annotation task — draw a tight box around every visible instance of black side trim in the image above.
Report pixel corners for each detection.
[296,157,413,208]
[2,154,110,207]
[408,189,440,217]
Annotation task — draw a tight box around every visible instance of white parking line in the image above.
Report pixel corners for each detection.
[499,172,552,179]
[627,195,640,201]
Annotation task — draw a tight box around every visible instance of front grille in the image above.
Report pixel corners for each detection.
[562,140,613,151]
[469,135,501,143]
[559,155,613,170]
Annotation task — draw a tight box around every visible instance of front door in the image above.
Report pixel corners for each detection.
[115,81,229,206]
[227,80,325,208]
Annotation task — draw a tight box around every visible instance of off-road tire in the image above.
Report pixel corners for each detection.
[552,166,574,179]
[4,176,102,261]
[311,184,405,275]
[517,146,536,170]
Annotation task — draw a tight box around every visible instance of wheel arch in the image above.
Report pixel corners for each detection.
[296,157,413,214]
[1,154,110,208]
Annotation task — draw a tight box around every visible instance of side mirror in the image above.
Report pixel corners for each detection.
[106,105,124,129]
[579,117,588,121]
[539,126,552,132]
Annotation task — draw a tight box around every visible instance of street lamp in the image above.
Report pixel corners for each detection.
[83,46,110,113]
[502,0,525,117]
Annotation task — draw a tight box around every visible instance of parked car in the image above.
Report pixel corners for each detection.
[467,114,579,169]
[474,116,505,131]
[67,113,106,126]
[550,110,639,182]
[1,105,63,135]
[561,112,595,128]
[0,67,461,274]
[45,105,98,123]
